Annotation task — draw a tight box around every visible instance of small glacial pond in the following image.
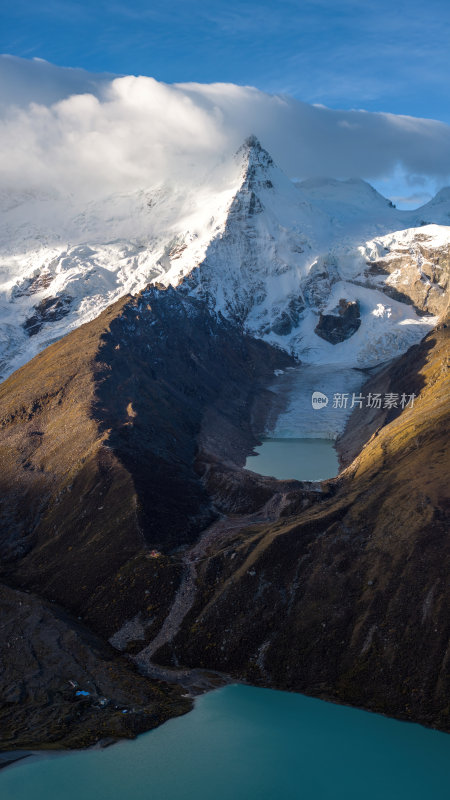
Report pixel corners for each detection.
[2,685,449,800]
[245,437,339,481]
[246,365,367,481]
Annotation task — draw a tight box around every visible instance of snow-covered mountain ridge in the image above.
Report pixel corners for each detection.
[0,136,449,379]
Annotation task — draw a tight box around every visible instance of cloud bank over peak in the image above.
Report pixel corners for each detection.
[0,55,449,203]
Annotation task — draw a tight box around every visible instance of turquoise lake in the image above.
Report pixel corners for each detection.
[244,364,365,481]
[245,437,339,481]
[2,684,449,800]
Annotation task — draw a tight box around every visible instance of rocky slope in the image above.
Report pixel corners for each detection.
[354,225,450,317]
[137,319,450,732]
[0,284,293,749]
[0,582,190,751]
[0,277,448,745]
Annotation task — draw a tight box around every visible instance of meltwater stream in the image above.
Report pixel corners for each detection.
[2,685,449,800]
[245,365,366,481]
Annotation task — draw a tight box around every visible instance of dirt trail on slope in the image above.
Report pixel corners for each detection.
[134,493,289,671]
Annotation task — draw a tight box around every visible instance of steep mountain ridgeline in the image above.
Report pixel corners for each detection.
[177,140,448,367]
[337,316,450,468]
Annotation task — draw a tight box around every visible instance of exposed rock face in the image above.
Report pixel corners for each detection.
[270,296,306,336]
[11,271,53,299]
[178,137,285,327]
[23,295,72,336]
[303,259,340,309]
[315,299,361,344]
[361,228,450,317]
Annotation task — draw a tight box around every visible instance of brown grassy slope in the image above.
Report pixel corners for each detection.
[0,287,291,636]
[155,320,450,730]
[0,295,147,619]
[0,287,293,750]
[337,318,449,469]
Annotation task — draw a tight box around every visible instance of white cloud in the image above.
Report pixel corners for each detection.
[0,55,449,203]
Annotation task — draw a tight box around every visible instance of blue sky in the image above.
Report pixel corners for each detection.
[2,0,449,123]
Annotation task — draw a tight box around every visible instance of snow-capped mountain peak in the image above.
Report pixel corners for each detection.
[0,139,449,379]
[237,135,274,178]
